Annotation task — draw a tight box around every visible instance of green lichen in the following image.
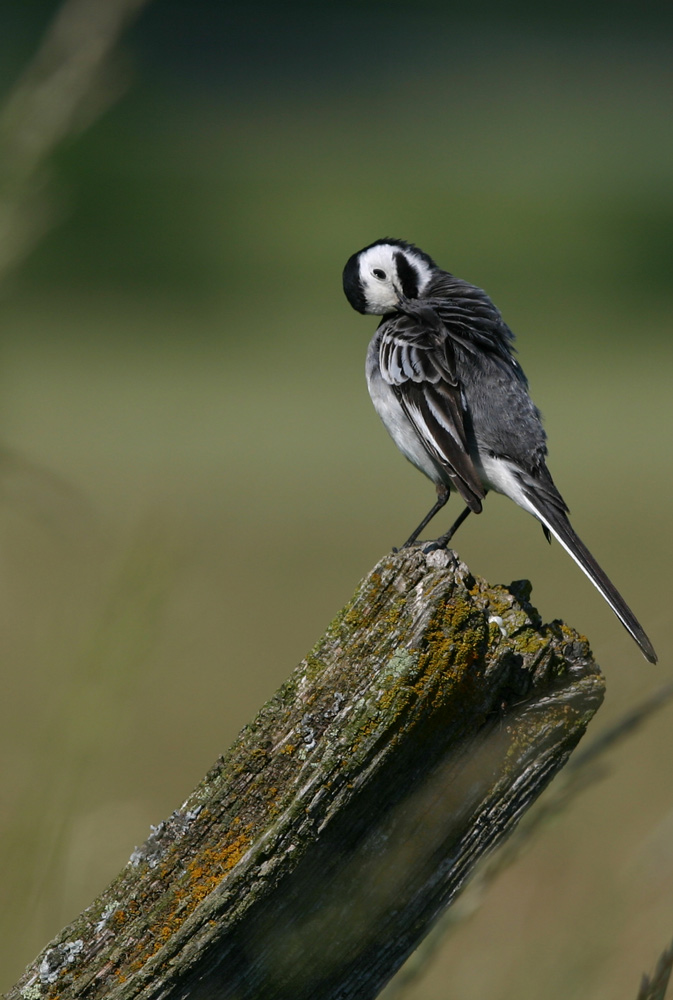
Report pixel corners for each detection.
[511,627,549,658]
[382,649,418,682]
[417,595,488,687]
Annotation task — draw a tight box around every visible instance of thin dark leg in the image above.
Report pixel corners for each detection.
[400,486,450,549]
[426,504,473,551]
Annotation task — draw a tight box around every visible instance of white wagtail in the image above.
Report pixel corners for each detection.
[342,238,657,664]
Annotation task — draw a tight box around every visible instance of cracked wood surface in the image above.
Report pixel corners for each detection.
[7,546,605,1000]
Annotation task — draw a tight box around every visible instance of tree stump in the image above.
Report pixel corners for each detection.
[7,545,605,1000]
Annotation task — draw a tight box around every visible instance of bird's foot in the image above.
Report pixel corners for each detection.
[422,539,448,554]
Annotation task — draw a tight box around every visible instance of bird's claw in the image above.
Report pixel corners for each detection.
[422,540,448,554]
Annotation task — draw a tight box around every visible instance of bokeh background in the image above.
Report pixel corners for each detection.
[1,1,672,996]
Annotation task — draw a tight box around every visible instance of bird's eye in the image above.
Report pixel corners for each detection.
[372,268,387,280]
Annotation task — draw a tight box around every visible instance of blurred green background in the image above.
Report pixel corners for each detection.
[0,1,672,996]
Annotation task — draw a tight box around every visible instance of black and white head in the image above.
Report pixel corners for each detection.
[342,238,437,315]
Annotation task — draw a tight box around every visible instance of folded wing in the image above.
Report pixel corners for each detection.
[378,312,485,512]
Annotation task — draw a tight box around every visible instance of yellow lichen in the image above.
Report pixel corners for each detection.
[123,827,252,975]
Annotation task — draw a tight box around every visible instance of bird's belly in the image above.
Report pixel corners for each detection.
[367,372,445,484]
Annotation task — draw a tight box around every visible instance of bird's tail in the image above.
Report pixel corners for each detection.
[523,491,657,664]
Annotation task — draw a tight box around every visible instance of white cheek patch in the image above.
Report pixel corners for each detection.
[359,245,397,277]
[357,243,434,313]
[362,283,399,314]
[358,246,400,314]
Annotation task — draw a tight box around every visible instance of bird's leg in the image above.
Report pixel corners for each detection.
[425,505,473,551]
[400,485,450,549]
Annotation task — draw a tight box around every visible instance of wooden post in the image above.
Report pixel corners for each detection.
[7,546,604,1000]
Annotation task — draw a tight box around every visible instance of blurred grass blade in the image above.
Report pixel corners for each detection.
[0,0,153,282]
[637,940,673,1000]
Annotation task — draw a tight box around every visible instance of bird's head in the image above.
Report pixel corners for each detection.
[342,238,436,315]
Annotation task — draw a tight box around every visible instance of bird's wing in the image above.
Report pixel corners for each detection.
[378,311,485,511]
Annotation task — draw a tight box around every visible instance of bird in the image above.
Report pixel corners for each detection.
[342,237,657,664]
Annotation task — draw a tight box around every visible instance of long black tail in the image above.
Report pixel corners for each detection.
[525,495,657,664]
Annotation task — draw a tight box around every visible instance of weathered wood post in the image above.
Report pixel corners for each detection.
[6,546,604,1000]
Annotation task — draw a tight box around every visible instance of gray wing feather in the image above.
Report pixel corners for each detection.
[378,314,485,511]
